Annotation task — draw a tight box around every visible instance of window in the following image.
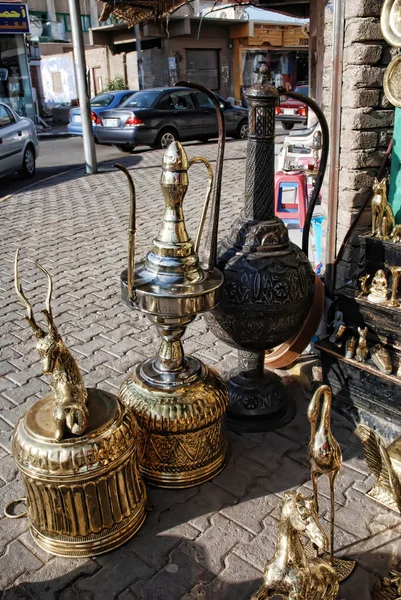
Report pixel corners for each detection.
[170,91,195,110]
[81,15,91,32]
[51,72,63,94]
[0,105,14,128]
[56,13,71,32]
[116,93,135,106]
[194,91,214,109]
[121,90,161,109]
[30,11,48,24]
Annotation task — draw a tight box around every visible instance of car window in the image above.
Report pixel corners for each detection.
[294,86,309,96]
[90,94,115,107]
[0,104,14,127]
[121,90,161,109]
[116,93,135,106]
[170,91,195,110]
[195,92,214,109]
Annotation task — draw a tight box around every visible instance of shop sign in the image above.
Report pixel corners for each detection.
[0,3,30,34]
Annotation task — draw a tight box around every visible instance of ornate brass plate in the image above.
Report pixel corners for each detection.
[384,55,401,108]
[381,0,401,47]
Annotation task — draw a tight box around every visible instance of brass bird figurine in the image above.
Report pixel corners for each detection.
[356,425,401,513]
[308,384,342,564]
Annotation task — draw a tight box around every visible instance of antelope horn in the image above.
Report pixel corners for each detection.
[14,249,44,338]
[35,260,53,322]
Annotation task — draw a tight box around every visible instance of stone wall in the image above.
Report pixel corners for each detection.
[321,0,394,288]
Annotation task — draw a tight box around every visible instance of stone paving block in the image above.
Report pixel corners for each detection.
[13,558,98,600]
[180,513,252,575]
[335,487,397,539]
[233,514,280,572]
[19,531,53,564]
[303,465,364,506]
[257,456,311,496]
[220,484,281,535]
[212,452,266,499]
[130,548,214,600]
[0,396,40,429]
[244,431,302,470]
[0,540,43,590]
[0,476,25,515]
[0,510,30,554]
[2,379,46,406]
[0,453,19,482]
[74,547,154,600]
[345,526,401,576]
[177,482,238,533]
[183,552,263,600]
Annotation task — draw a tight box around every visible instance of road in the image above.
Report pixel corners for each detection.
[0,123,298,199]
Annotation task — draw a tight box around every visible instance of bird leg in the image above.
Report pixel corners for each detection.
[311,470,319,513]
[329,469,339,565]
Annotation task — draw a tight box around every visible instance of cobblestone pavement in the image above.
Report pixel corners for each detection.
[1,139,400,599]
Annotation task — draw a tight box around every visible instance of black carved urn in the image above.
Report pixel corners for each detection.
[205,65,315,432]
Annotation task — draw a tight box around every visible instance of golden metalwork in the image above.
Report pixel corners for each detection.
[386,265,401,308]
[368,269,389,305]
[15,249,89,441]
[372,344,393,374]
[384,54,401,109]
[355,326,369,362]
[118,133,229,488]
[307,385,356,582]
[381,0,401,48]
[250,491,339,600]
[372,568,401,600]
[328,311,346,347]
[356,273,371,298]
[371,178,395,241]
[10,253,147,556]
[357,425,401,513]
[308,385,341,564]
[345,336,357,360]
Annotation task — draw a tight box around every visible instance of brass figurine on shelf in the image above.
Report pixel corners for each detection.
[117,90,229,489]
[345,337,357,359]
[386,265,401,308]
[355,327,369,363]
[357,425,401,513]
[7,251,147,557]
[250,491,339,600]
[328,311,347,347]
[368,269,389,305]
[390,224,401,243]
[372,567,401,600]
[372,344,393,375]
[307,385,356,581]
[356,273,371,298]
[372,178,395,240]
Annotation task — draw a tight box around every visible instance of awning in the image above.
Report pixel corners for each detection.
[97,0,310,28]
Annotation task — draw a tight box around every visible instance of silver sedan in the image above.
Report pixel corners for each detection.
[0,102,39,179]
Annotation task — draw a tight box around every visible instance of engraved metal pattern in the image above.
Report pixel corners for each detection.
[372,569,401,600]
[250,491,339,600]
[12,390,147,557]
[357,425,401,513]
[119,363,229,488]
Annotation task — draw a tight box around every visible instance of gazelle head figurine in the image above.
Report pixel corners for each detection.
[14,249,88,441]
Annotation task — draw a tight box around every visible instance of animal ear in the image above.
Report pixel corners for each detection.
[42,309,59,336]
[381,178,387,186]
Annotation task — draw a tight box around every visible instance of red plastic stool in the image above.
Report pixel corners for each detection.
[274,170,308,229]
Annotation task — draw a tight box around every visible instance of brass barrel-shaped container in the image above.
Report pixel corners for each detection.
[12,388,147,557]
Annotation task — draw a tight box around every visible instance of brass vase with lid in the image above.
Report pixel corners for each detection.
[7,251,147,557]
[117,84,229,488]
[205,65,316,432]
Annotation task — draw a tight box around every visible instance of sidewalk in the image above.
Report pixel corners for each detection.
[0,140,400,599]
[36,123,71,140]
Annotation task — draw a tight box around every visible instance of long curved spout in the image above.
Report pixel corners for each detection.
[115,164,136,300]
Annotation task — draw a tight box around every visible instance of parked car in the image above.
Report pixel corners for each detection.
[0,102,39,180]
[67,90,138,139]
[95,87,249,152]
[276,85,309,130]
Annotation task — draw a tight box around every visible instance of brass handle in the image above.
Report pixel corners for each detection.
[114,164,136,301]
[4,497,27,519]
[189,157,214,255]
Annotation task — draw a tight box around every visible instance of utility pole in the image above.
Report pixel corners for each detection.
[134,24,145,90]
[68,0,97,174]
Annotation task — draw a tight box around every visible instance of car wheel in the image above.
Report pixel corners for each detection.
[282,122,294,131]
[235,120,248,140]
[156,128,178,150]
[114,144,135,153]
[20,145,35,178]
